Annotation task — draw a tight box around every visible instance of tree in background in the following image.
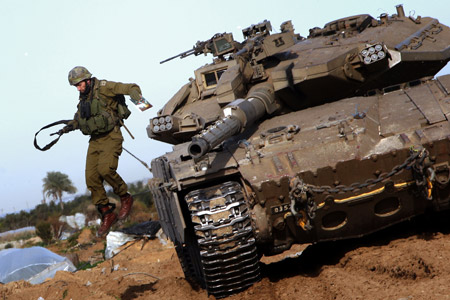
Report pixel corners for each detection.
[42,171,77,210]
[0,179,154,234]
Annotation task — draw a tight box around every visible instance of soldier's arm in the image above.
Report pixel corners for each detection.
[61,113,79,133]
[102,81,143,102]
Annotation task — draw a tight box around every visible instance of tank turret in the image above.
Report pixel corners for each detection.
[146,20,300,146]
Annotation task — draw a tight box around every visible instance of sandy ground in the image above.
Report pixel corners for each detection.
[2,210,450,300]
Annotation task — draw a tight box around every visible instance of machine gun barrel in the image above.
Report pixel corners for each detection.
[160,48,197,64]
[233,39,256,58]
[188,84,276,158]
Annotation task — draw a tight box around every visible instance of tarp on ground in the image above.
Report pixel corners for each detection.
[0,246,76,284]
[105,221,163,259]
[119,220,161,236]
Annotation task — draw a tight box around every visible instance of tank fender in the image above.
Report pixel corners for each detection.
[149,158,187,244]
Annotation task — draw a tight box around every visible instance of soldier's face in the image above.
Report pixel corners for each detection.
[75,80,88,93]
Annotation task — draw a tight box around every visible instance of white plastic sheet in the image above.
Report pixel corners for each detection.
[59,213,86,230]
[0,246,76,284]
[28,261,76,284]
[104,221,163,259]
[105,231,136,259]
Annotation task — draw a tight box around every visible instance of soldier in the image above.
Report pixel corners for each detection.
[60,66,148,236]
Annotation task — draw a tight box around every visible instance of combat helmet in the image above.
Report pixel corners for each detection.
[68,66,92,86]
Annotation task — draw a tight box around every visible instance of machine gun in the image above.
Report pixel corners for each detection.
[160,32,237,64]
[231,20,300,63]
[160,20,299,65]
[232,20,273,59]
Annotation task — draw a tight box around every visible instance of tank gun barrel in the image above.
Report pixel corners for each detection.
[188,84,277,158]
[188,116,242,158]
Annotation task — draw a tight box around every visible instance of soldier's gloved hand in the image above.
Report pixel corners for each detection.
[129,90,142,103]
[62,124,74,133]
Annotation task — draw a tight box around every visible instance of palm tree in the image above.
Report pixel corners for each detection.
[42,171,77,210]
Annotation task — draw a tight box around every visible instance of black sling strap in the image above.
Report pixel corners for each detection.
[34,120,72,151]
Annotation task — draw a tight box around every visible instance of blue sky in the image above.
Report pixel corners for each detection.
[1,0,449,215]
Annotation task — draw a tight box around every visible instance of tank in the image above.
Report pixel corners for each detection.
[148,5,450,298]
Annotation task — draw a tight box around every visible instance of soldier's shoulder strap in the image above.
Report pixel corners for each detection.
[34,119,71,151]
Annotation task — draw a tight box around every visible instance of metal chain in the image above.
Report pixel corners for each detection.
[305,147,428,194]
[288,147,429,232]
[289,177,316,231]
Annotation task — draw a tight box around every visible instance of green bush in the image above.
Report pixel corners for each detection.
[76,260,103,270]
[4,243,13,249]
[67,231,80,248]
[35,221,52,244]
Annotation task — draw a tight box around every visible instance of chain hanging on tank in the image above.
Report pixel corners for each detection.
[288,146,434,231]
[410,146,435,200]
[289,177,316,231]
[304,146,431,195]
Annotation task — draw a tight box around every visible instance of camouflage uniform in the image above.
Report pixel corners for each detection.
[64,66,146,236]
[67,78,142,206]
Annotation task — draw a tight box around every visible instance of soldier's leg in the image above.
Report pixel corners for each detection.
[85,142,109,205]
[96,130,128,196]
[97,129,134,220]
[86,140,117,236]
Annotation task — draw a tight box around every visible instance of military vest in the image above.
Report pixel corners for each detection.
[77,79,131,136]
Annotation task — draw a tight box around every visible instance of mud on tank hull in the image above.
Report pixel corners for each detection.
[150,74,450,298]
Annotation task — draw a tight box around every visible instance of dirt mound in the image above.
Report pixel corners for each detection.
[2,212,450,300]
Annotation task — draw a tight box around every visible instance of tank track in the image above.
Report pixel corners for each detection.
[174,235,205,288]
[185,181,260,298]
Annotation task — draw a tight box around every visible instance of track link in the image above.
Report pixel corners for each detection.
[185,181,260,298]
